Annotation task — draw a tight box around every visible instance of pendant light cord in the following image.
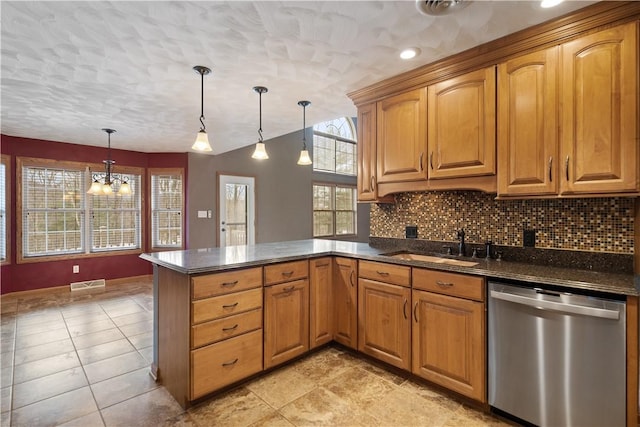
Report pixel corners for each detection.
[302,104,307,149]
[257,90,263,143]
[199,70,206,132]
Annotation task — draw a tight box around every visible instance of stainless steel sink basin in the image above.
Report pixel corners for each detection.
[387,253,479,267]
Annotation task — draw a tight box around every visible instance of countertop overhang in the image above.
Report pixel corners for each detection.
[140,239,638,297]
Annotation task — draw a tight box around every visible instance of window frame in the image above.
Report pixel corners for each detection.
[312,182,357,238]
[16,157,145,264]
[312,117,357,176]
[1,154,11,265]
[148,168,185,251]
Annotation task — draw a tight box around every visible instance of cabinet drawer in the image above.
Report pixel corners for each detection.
[191,329,263,399]
[192,288,263,324]
[264,260,309,285]
[413,268,484,301]
[359,260,411,287]
[192,267,262,300]
[192,308,262,349]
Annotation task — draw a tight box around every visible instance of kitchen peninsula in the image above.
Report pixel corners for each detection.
[140,238,639,424]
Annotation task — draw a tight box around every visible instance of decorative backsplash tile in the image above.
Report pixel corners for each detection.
[370,191,635,254]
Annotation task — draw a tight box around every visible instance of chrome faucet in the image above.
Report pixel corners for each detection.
[456,229,466,256]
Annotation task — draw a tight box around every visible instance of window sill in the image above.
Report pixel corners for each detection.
[17,248,143,264]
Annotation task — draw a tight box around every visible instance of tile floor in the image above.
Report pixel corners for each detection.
[0,279,514,427]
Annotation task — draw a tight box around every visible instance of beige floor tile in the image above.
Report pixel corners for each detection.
[0,362,11,388]
[16,310,63,327]
[279,387,381,427]
[83,350,148,384]
[118,319,152,337]
[15,326,69,349]
[91,367,159,409]
[12,367,87,409]
[57,410,105,427]
[77,338,135,365]
[11,386,97,427]
[444,405,516,427]
[1,387,10,413]
[291,348,356,385]
[128,331,152,350]
[13,338,74,365]
[1,410,9,427]
[358,359,407,385]
[101,302,145,318]
[68,318,117,337]
[365,386,456,427]
[13,351,80,384]
[188,387,274,426]
[246,366,317,409]
[100,387,183,427]
[72,328,125,350]
[138,345,153,364]
[323,366,396,409]
[64,311,111,327]
[16,319,67,337]
[247,411,295,427]
[60,303,104,319]
[399,379,463,413]
[161,411,198,427]
[111,311,152,327]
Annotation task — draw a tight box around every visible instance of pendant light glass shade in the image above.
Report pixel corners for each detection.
[251,86,269,160]
[297,100,312,165]
[191,66,213,152]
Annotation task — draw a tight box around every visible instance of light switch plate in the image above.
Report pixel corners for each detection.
[197,210,207,218]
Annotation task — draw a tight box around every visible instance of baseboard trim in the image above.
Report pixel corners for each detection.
[1,274,152,297]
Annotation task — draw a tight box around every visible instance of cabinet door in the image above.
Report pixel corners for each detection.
[357,103,378,201]
[358,278,411,370]
[309,258,333,349]
[412,290,485,402]
[376,88,428,183]
[264,279,309,369]
[560,22,638,195]
[428,67,496,179]
[333,257,357,349]
[498,47,559,196]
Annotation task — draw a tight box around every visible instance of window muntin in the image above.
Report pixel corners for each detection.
[313,184,356,237]
[151,173,183,248]
[22,166,85,256]
[90,175,141,251]
[313,117,357,175]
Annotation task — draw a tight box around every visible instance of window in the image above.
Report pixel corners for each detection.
[313,184,357,237]
[90,175,141,251]
[18,157,143,262]
[150,170,183,249]
[0,155,9,263]
[313,117,357,175]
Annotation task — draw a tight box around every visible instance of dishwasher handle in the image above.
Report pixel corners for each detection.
[489,289,620,320]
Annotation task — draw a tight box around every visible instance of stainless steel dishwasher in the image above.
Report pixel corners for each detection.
[488,281,626,427]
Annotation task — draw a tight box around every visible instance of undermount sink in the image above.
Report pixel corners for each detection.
[387,253,479,267]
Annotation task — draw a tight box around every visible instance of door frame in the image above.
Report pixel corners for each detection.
[216,172,257,247]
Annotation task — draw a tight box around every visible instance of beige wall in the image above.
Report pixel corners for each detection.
[187,128,369,249]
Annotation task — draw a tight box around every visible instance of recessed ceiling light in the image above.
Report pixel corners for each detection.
[541,0,564,8]
[400,48,421,60]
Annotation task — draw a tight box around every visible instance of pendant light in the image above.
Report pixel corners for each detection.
[191,65,213,152]
[251,86,269,160]
[297,100,312,166]
[87,129,131,196]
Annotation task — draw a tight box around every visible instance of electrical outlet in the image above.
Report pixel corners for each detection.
[73,265,79,273]
[523,229,536,247]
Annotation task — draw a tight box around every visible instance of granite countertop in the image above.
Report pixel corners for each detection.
[140,239,638,296]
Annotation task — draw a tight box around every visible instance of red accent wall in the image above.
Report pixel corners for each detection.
[0,134,188,294]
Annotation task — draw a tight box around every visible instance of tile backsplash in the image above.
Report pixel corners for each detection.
[370,191,635,254]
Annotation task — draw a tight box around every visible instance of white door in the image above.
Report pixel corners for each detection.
[218,175,255,247]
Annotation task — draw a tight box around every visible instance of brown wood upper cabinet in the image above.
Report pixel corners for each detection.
[499,22,638,197]
[357,104,394,203]
[427,66,496,180]
[498,47,559,197]
[376,88,428,184]
[560,21,638,195]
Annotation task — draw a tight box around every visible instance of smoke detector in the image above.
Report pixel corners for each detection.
[415,0,468,16]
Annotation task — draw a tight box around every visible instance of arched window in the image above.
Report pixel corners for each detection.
[313,117,357,175]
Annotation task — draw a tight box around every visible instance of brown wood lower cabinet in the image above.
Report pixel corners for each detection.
[333,257,358,349]
[191,329,263,399]
[411,268,486,402]
[310,258,333,349]
[358,278,411,370]
[264,276,310,369]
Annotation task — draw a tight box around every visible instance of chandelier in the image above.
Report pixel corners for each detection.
[87,128,131,196]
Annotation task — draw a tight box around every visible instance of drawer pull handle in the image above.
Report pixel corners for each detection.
[403,299,408,319]
[376,271,389,277]
[283,286,295,292]
[436,281,453,288]
[413,302,419,322]
[222,358,239,367]
[222,280,238,287]
[222,324,239,332]
[222,302,239,309]
[282,271,294,277]
[349,270,355,287]
[548,157,553,182]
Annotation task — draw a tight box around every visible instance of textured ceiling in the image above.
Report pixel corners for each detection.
[1,1,596,155]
